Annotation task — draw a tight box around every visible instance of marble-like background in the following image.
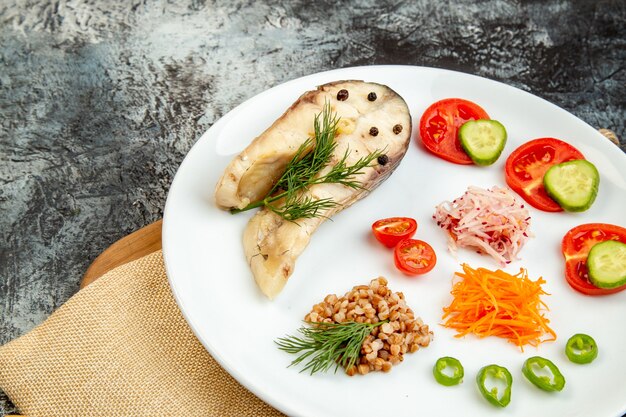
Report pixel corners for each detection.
[0,0,624,414]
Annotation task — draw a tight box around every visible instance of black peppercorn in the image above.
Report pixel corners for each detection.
[377,154,389,165]
[369,127,379,136]
[336,89,349,101]
[393,124,403,134]
[367,92,377,101]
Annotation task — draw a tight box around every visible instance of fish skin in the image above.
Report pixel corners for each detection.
[215,80,412,298]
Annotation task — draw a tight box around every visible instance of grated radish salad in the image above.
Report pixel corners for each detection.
[433,186,532,265]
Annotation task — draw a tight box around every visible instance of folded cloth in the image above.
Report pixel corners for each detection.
[0,251,284,417]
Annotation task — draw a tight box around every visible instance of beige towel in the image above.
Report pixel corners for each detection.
[0,251,284,417]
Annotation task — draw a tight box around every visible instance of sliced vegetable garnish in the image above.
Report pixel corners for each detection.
[419,98,489,164]
[433,356,464,386]
[587,240,626,289]
[522,356,565,392]
[565,333,598,364]
[442,264,555,349]
[543,160,599,212]
[371,217,418,248]
[459,119,507,165]
[505,138,585,212]
[476,364,512,407]
[393,239,437,275]
[561,223,626,295]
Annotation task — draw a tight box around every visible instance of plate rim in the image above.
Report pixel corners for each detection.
[162,64,626,417]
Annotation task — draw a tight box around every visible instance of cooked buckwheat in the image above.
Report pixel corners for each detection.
[304,277,433,375]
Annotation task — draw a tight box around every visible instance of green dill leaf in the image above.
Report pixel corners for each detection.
[275,320,387,375]
[267,195,337,221]
[231,102,384,221]
[273,102,339,194]
[313,147,387,189]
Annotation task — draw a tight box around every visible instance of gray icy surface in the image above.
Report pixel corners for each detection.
[1,0,624,414]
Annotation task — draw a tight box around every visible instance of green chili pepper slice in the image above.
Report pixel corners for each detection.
[522,356,565,392]
[565,333,598,364]
[476,364,512,407]
[433,356,464,386]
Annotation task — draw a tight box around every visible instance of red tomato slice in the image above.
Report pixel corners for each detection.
[561,223,626,295]
[505,138,585,212]
[394,239,437,275]
[419,98,490,164]
[372,217,418,248]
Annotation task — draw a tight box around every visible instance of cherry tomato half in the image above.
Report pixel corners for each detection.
[561,223,626,295]
[394,239,437,275]
[372,217,418,248]
[419,98,490,164]
[505,138,585,212]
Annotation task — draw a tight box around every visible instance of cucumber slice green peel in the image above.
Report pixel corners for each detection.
[543,160,599,212]
[459,119,507,166]
[587,240,626,289]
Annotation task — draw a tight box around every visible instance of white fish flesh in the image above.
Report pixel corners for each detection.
[215,80,411,298]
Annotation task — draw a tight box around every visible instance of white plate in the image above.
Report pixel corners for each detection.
[162,66,626,417]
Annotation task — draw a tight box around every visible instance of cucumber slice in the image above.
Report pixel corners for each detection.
[543,159,599,212]
[459,119,507,165]
[587,240,626,289]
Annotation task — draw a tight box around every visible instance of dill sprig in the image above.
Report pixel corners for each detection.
[275,320,387,375]
[231,102,384,221]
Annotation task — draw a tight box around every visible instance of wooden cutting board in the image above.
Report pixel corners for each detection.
[80,219,163,288]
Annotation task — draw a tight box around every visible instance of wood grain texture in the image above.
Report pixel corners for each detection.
[80,220,162,288]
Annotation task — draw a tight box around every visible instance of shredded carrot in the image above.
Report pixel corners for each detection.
[442,264,556,350]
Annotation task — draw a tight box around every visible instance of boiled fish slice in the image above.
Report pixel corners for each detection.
[215,80,412,298]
